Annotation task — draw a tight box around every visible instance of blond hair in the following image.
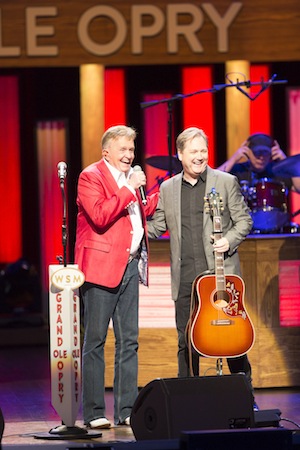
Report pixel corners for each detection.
[176,127,208,152]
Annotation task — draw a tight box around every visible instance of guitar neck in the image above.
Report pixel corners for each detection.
[214,216,225,291]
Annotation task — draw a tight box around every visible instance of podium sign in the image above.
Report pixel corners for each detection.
[49,264,85,427]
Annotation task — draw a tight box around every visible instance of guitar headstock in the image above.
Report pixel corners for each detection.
[204,188,223,218]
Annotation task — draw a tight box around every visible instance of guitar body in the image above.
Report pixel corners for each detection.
[190,273,255,358]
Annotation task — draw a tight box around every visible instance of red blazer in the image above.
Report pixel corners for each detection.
[75,159,158,288]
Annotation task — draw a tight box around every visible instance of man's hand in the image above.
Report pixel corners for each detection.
[217,141,252,172]
[233,140,252,163]
[271,140,286,161]
[128,169,146,190]
[212,236,230,253]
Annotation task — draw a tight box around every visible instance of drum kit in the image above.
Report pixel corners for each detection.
[146,153,300,234]
[243,179,290,233]
[246,154,300,233]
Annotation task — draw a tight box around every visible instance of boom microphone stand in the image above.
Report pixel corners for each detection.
[141,74,287,180]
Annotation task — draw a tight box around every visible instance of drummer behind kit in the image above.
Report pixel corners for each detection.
[221,132,300,234]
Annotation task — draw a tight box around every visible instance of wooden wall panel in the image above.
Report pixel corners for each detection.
[238,236,300,388]
[0,0,299,67]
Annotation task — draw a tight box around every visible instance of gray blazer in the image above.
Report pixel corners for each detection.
[147,166,253,300]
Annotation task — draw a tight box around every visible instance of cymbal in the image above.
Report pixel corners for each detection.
[145,155,182,173]
[272,154,300,178]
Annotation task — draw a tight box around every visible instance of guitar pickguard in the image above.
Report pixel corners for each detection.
[222,279,248,320]
[210,277,248,319]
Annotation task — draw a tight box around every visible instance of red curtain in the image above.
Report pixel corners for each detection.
[181,66,215,168]
[250,64,271,135]
[287,88,300,225]
[104,68,126,128]
[143,93,173,195]
[36,121,67,291]
[0,76,22,263]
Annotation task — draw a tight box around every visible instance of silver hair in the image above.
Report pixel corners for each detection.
[102,125,137,149]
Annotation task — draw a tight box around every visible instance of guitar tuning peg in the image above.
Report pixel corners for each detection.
[220,197,224,210]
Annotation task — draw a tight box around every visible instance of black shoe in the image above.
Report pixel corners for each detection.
[119,417,130,426]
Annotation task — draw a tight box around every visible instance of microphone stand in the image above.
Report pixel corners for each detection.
[60,178,68,267]
[141,74,287,178]
[36,166,100,441]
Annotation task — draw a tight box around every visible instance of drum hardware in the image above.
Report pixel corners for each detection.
[146,174,169,194]
[279,223,300,234]
[240,180,249,202]
[291,208,300,219]
[145,155,182,174]
[145,155,183,194]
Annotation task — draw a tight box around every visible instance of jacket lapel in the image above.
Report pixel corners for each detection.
[172,173,183,240]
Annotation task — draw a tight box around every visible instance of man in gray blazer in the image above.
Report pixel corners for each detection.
[147,127,256,406]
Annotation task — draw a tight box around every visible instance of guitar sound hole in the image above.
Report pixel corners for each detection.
[213,290,230,309]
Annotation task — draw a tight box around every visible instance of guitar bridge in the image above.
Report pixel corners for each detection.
[211,319,234,326]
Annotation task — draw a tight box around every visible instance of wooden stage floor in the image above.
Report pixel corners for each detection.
[0,345,300,449]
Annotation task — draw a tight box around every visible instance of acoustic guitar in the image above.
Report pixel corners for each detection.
[189,188,255,358]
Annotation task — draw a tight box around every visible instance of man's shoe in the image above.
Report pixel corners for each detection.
[49,424,68,434]
[87,418,111,429]
[119,416,131,426]
[124,417,130,426]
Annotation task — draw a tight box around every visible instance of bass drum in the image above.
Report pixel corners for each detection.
[248,179,289,232]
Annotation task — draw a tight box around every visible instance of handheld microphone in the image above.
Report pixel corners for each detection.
[57,161,67,185]
[133,165,147,205]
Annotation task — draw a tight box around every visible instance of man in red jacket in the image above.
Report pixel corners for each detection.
[75,125,158,429]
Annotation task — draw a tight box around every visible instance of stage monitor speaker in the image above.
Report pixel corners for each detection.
[131,374,255,441]
[180,428,293,450]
